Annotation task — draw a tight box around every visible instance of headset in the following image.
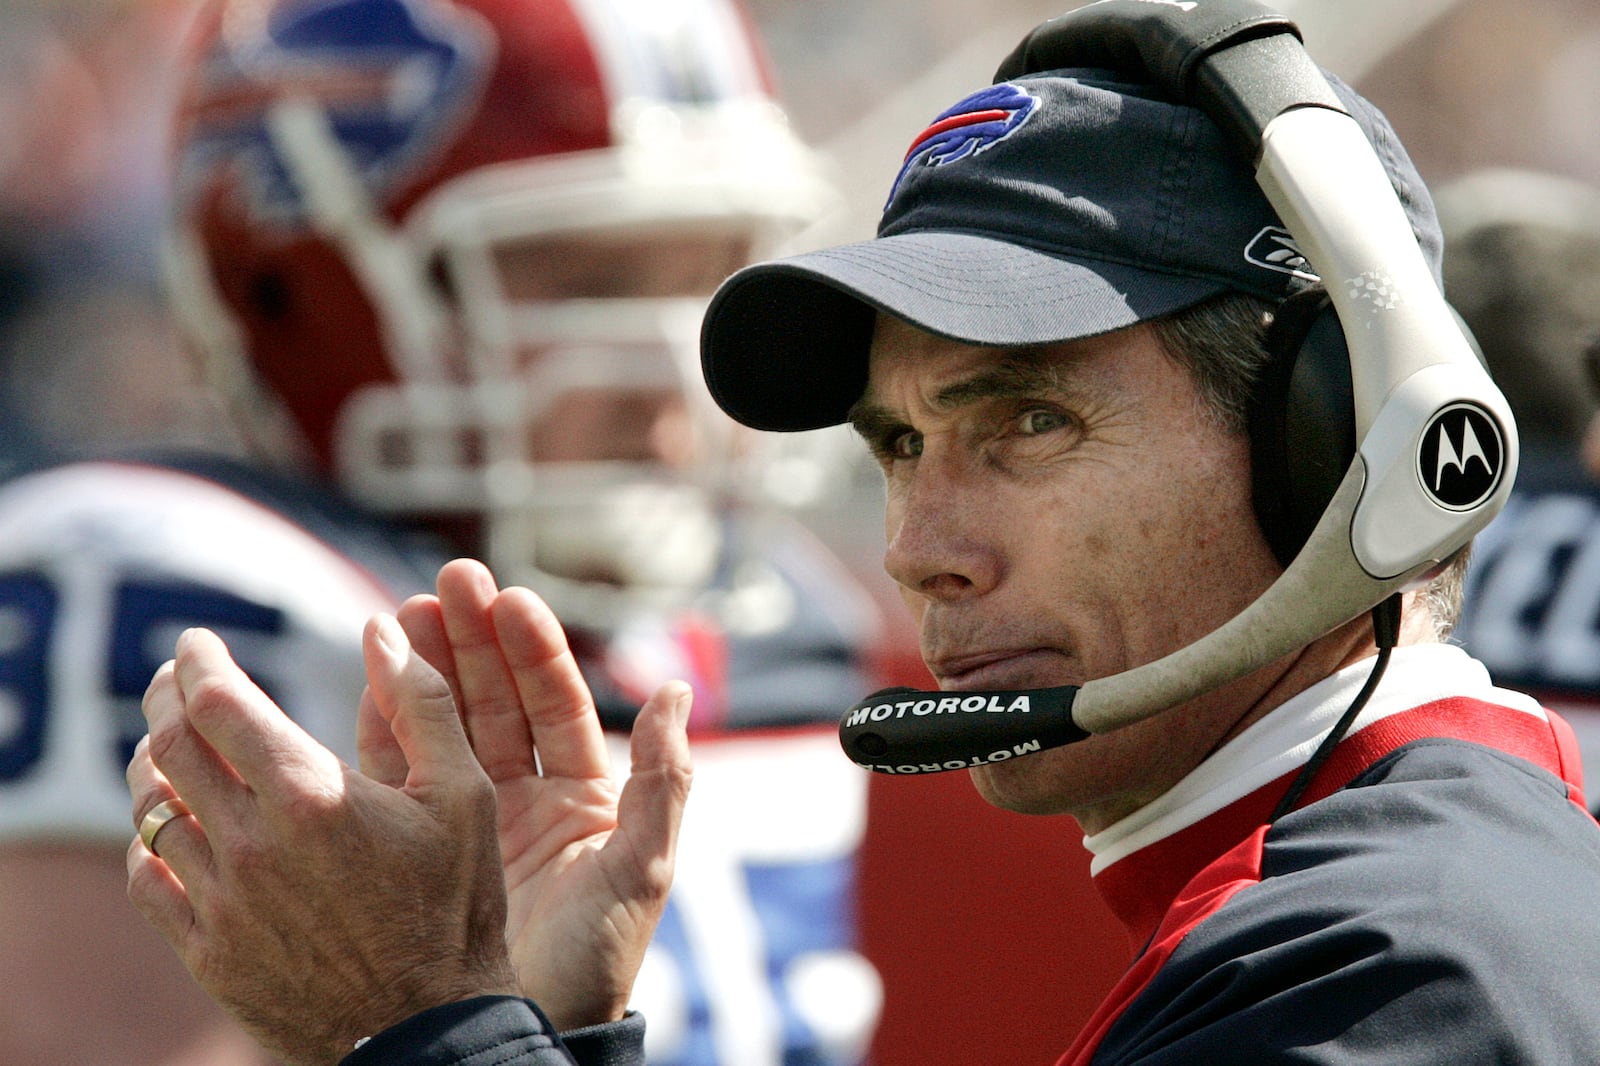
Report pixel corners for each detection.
[839,0,1518,775]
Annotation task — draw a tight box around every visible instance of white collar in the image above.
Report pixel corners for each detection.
[1083,644,1544,875]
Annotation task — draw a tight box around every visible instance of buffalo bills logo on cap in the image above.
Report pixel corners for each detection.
[178,0,491,228]
[887,83,1039,206]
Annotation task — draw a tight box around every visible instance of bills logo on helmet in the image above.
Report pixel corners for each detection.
[177,0,493,227]
[887,83,1038,206]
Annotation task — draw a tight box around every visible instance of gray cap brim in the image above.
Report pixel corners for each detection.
[701,230,1229,432]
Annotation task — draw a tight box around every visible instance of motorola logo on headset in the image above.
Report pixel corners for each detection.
[1418,403,1505,510]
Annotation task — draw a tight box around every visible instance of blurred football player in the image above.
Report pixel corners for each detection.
[1,0,882,1064]
[1440,167,1600,811]
[0,3,379,1064]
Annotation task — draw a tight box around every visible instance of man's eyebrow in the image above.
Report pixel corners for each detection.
[845,398,899,444]
[931,356,1067,409]
[846,351,1070,439]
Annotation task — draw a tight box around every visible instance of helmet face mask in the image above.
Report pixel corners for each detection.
[166,0,836,627]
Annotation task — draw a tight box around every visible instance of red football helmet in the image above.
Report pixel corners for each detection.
[164,0,835,624]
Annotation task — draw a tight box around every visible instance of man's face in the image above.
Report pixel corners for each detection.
[455,227,754,596]
[853,314,1284,830]
[493,228,752,469]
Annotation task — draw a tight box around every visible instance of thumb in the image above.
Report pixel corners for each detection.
[362,613,479,792]
[357,681,410,788]
[615,681,694,887]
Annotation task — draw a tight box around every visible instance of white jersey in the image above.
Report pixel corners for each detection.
[0,459,434,841]
[0,458,882,1065]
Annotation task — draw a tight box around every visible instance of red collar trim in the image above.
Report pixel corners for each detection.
[1095,697,1579,947]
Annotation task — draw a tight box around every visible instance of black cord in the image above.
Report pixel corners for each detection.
[1268,593,1404,823]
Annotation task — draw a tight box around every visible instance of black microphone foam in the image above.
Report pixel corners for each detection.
[838,685,1089,775]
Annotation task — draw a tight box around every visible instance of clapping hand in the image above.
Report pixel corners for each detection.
[361,558,694,1031]
[127,613,521,1064]
[127,558,692,1064]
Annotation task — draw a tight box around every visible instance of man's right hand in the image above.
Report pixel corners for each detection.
[361,559,694,1032]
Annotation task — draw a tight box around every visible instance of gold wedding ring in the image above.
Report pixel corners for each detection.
[138,797,194,857]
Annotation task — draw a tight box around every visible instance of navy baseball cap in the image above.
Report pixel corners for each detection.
[700,68,1441,432]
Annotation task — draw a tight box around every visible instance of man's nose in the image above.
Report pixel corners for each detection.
[881,455,1002,602]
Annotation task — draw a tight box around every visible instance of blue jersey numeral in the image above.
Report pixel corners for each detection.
[0,570,285,782]
[0,573,59,781]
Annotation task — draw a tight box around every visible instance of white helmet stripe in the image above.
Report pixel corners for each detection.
[567,0,768,109]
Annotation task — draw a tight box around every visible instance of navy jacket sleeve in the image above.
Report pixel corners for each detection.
[340,997,646,1066]
[1093,742,1600,1063]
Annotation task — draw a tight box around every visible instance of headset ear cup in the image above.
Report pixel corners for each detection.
[1249,286,1358,568]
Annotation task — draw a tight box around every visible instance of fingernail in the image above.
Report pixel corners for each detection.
[372,614,408,657]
